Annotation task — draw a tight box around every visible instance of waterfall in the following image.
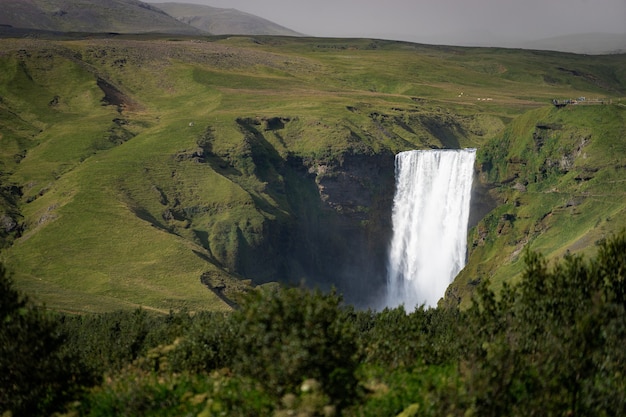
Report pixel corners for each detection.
[384,149,476,310]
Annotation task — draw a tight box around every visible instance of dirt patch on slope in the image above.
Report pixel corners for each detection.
[96,77,140,111]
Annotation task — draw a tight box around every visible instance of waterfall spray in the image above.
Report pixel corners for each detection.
[384,149,476,310]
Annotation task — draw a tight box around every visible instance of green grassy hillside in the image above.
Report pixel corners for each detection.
[0,35,624,312]
[448,103,626,307]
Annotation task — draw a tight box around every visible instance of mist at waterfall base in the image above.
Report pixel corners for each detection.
[382,149,476,311]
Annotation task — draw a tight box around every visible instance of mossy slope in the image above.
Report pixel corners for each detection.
[448,103,626,307]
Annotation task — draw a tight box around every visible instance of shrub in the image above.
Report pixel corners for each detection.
[231,286,361,407]
[77,369,273,417]
[363,305,464,369]
[0,264,93,415]
[443,233,626,416]
[166,311,236,374]
[60,308,172,376]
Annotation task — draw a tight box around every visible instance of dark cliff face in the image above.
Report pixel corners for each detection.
[185,118,397,307]
[241,150,397,308]
[292,151,396,308]
[468,171,499,230]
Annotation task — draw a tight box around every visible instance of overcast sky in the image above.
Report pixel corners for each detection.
[150,0,626,46]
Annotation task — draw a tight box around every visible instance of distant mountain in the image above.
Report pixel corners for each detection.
[0,0,202,34]
[151,2,303,37]
[522,33,626,55]
[385,30,626,55]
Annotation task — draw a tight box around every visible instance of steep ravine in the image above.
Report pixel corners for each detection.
[186,107,503,307]
[166,109,492,308]
[191,128,398,307]
[2,37,625,313]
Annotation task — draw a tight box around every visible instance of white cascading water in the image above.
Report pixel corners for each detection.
[384,149,476,310]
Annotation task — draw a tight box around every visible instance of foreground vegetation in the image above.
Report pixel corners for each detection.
[3,233,625,416]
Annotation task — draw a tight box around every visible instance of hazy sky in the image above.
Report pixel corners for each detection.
[150,0,626,45]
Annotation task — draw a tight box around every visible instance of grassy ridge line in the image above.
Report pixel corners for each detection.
[0,36,625,312]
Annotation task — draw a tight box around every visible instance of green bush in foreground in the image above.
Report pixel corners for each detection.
[443,234,626,417]
[79,369,273,417]
[232,287,362,407]
[165,311,236,374]
[4,233,626,416]
[362,305,464,369]
[0,265,94,415]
